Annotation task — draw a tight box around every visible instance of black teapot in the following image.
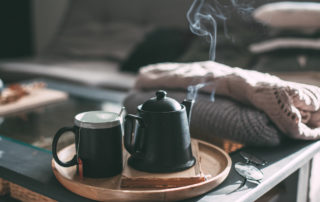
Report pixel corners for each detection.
[124,90,195,173]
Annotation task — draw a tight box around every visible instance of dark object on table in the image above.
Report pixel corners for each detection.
[52,111,123,178]
[240,151,267,166]
[124,90,195,173]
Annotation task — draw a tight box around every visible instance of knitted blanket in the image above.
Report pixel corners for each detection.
[133,61,320,140]
[124,90,284,146]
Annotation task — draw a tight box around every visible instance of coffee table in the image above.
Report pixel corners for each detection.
[0,78,319,202]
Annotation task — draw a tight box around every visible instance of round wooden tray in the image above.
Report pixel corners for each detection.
[52,139,231,201]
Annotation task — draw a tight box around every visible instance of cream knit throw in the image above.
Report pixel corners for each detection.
[134,61,320,140]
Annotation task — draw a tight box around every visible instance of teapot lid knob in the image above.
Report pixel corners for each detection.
[156,90,167,100]
[141,90,182,112]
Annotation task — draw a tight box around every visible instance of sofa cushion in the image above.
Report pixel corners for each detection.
[44,0,194,61]
[120,28,194,72]
[253,1,320,30]
[46,22,153,61]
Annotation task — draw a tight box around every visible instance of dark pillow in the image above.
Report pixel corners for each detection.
[120,28,194,72]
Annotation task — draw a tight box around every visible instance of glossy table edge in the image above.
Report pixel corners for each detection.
[196,140,320,202]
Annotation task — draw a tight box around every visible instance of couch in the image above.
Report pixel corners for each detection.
[1,0,319,91]
[0,0,193,90]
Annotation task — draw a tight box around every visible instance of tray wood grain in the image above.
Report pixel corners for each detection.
[52,139,231,201]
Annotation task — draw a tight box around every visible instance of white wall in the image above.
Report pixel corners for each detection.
[32,0,69,54]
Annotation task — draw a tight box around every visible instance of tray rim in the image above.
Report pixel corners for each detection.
[52,138,232,200]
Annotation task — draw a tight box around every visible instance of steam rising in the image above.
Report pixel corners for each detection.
[231,0,255,17]
[187,0,254,61]
[187,82,216,102]
[186,0,254,101]
[187,0,219,60]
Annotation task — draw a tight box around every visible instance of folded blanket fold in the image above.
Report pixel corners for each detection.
[133,61,320,140]
[124,90,283,146]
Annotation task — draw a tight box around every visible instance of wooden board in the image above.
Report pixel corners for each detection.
[120,140,206,188]
[52,139,232,201]
[0,88,68,116]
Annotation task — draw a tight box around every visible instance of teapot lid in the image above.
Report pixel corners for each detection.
[141,90,182,112]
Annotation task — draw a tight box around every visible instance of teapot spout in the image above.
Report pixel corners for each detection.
[181,99,194,125]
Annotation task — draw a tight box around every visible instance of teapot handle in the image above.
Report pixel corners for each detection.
[124,114,145,157]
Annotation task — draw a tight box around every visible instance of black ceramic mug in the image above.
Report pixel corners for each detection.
[52,111,123,178]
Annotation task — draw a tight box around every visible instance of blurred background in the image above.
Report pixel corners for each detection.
[0,0,68,58]
[1,2,320,201]
[0,0,319,88]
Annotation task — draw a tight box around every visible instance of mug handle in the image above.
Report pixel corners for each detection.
[52,127,78,167]
[124,114,144,156]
